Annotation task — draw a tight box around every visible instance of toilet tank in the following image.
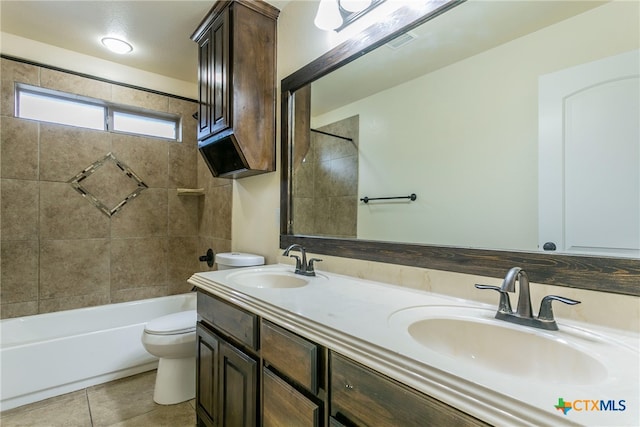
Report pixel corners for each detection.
[215,252,264,270]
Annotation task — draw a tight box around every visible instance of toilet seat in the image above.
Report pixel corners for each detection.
[144,310,196,335]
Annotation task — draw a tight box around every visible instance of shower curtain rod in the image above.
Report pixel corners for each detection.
[310,128,353,142]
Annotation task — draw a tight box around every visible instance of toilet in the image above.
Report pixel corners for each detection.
[141,252,264,405]
[215,252,265,270]
[141,310,197,405]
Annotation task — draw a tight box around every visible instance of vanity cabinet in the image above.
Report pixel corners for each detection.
[191,0,279,178]
[196,288,483,426]
[330,353,488,426]
[196,290,322,427]
[196,291,259,427]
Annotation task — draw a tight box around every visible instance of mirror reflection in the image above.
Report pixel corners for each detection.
[290,0,639,258]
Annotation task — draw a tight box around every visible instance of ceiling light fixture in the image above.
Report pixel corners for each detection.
[314,0,343,31]
[101,37,133,54]
[314,0,383,32]
[340,0,372,13]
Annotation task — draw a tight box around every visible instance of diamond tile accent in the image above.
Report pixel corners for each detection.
[68,153,148,217]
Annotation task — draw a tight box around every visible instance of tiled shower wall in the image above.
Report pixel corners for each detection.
[0,58,232,319]
[292,115,358,237]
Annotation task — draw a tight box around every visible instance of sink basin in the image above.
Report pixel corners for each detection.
[228,269,319,289]
[389,306,612,385]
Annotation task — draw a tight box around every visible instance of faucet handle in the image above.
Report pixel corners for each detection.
[538,295,581,322]
[475,284,512,313]
[307,258,323,274]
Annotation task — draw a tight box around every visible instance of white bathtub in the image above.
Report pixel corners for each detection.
[0,293,196,412]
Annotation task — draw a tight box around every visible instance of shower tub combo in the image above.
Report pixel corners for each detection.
[0,293,196,411]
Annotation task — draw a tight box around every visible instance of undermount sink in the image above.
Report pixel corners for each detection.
[388,306,623,386]
[228,268,326,289]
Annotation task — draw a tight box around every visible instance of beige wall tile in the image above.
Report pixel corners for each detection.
[1,240,39,304]
[111,134,168,188]
[1,59,39,85]
[332,196,357,237]
[111,286,169,304]
[211,185,232,241]
[0,80,17,118]
[168,236,198,292]
[112,85,169,112]
[292,197,314,235]
[0,300,38,319]
[1,117,39,179]
[40,181,110,239]
[111,188,168,238]
[40,68,111,100]
[39,292,110,314]
[80,157,142,210]
[168,190,198,236]
[39,239,110,299]
[292,159,314,197]
[1,178,39,239]
[110,237,167,291]
[1,61,208,315]
[331,156,358,197]
[168,141,197,188]
[39,123,110,182]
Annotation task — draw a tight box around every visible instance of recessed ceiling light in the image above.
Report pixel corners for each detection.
[101,37,133,54]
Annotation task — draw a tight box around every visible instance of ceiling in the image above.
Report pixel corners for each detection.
[311,0,605,115]
[0,1,289,84]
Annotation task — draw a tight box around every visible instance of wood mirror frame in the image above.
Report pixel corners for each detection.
[280,0,640,297]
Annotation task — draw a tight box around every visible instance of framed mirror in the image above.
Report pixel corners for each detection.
[280,0,640,296]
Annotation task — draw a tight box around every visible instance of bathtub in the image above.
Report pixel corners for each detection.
[0,293,196,412]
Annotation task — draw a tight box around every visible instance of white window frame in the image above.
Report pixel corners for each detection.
[15,83,182,141]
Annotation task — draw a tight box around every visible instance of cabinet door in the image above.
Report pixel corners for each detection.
[263,368,321,427]
[196,323,220,427]
[197,7,231,141]
[219,341,258,427]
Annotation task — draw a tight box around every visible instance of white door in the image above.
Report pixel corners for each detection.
[538,50,640,258]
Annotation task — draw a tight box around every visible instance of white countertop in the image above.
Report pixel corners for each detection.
[189,264,639,427]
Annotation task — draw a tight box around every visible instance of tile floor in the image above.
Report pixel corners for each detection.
[0,371,196,426]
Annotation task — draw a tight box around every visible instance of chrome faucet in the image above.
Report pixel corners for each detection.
[475,267,580,331]
[282,244,322,276]
[500,267,533,318]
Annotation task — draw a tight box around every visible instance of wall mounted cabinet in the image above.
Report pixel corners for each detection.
[192,0,279,179]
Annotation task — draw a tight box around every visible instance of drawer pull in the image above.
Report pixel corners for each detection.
[345,384,354,389]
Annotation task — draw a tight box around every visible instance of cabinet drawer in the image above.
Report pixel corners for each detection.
[263,368,321,427]
[330,353,488,426]
[198,290,258,350]
[261,320,319,393]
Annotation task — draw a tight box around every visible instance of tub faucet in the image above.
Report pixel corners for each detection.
[475,267,580,331]
[282,244,322,276]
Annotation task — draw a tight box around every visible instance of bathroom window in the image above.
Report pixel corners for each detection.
[16,84,180,141]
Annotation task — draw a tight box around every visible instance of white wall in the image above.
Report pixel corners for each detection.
[310,1,639,251]
[0,33,196,99]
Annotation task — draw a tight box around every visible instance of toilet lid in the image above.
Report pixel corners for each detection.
[144,310,197,335]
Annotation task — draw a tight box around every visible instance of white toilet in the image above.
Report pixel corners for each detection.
[141,252,264,405]
[141,310,198,405]
[215,252,265,270]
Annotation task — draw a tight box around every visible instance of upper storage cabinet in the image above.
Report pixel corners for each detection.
[192,0,279,179]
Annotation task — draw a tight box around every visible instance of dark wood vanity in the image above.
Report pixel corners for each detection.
[195,288,487,426]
